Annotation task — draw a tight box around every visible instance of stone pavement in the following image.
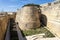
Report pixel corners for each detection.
[26,34,60,40]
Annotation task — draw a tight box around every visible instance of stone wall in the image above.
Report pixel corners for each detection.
[0,12,16,40]
[16,6,40,30]
[8,12,16,20]
[0,14,9,40]
[41,1,60,37]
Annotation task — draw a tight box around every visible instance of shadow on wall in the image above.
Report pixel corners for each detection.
[20,29,27,40]
[16,22,27,40]
[40,14,47,27]
[38,8,47,27]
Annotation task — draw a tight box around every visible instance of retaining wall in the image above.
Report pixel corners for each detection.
[41,3,60,37]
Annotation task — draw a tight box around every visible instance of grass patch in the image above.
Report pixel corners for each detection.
[22,27,55,38]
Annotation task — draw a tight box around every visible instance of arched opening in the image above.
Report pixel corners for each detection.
[40,14,47,27]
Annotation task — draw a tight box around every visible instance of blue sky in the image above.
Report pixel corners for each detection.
[0,0,55,12]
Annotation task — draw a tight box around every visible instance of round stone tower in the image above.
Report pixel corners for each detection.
[16,4,40,30]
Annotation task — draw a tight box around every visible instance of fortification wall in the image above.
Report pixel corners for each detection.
[8,12,16,20]
[41,2,60,37]
[0,15,9,40]
[16,6,40,30]
[0,12,16,40]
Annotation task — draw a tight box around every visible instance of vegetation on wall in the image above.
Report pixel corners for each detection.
[22,4,40,7]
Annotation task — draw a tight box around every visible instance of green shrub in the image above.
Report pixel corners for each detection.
[22,27,55,37]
